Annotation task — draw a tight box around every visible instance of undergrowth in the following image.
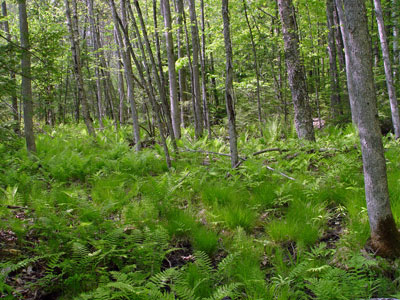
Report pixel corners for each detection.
[1,122,400,299]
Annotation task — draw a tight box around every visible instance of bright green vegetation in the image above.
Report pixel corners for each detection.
[2,122,400,299]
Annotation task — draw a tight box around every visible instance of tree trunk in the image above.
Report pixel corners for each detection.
[174,0,189,127]
[243,0,263,136]
[18,0,36,152]
[222,0,238,168]
[336,0,400,257]
[161,0,181,138]
[373,0,400,139]
[200,0,211,137]
[110,0,141,150]
[2,0,19,134]
[393,0,399,81]
[326,0,342,120]
[65,0,95,137]
[87,0,104,129]
[116,45,126,125]
[277,0,315,141]
[132,0,178,153]
[187,0,204,138]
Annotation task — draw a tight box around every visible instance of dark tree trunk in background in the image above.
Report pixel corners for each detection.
[18,0,36,152]
[326,0,342,120]
[373,0,400,139]
[161,0,181,138]
[187,0,204,138]
[65,0,95,137]
[222,0,238,168]
[277,0,315,141]
[2,0,19,134]
[336,0,400,257]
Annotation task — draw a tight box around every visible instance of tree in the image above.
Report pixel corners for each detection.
[161,0,181,139]
[373,0,400,139]
[18,0,36,152]
[277,0,315,141]
[2,0,19,134]
[187,0,204,138]
[336,0,400,257]
[222,0,238,168]
[64,0,95,137]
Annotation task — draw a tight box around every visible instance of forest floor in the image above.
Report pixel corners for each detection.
[2,121,400,299]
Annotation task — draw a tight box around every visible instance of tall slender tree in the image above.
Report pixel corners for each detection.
[222,0,238,168]
[65,0,95,136]
[161,0,181,139]
[373,0,400,139]
[18,0,36,152]
[336,0,400,257]
[2,0,19,134]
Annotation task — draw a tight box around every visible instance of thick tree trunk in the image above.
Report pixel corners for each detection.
[65,0,95,137]
[2,1,19,134]
[110,0,141,150]
[161,0,181,138]
[18,0,36,152]
[373,0,400,139]
[187,0,204,138]
[336,0,400,257]
[277,0,315,141]
[326,0,342,120]
[222,0,238,168]
[394,0,399,81]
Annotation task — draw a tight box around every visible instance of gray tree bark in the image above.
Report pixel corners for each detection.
[174,0,189,127]
[277,0,315,141]
[110,0,141,150]
[87,0,104,129]
[161,0,181,139]
[187,0,204,138]
[326,0,342,120]
[222,0,238,168]
[2,0,19,134]
[373,0,400,139]
[65,0,95,137]
[18,0,36,152]
[200,0,211,136]
[393,0,399,81]
[336,0,400,257]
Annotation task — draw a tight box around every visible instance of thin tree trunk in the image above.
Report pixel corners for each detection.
[187,0,204,138]
[65,0,95,136]
[87,0,104,129]
[222,0,238,168]
[326,0,342,120]
[174,0,189,128]
[277,0,315,141]
[336,0,400,257]
[393,0,399,81]
[2,0,19,134]
[110,0,141,150]
[113,0,172,166]
[116,45,126,125]
[374,0,400,139]
[161,0,181,138]
[200,0,211,137]
[243,0,263,136]
[18,0,36,152]
[132,0,178,153]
